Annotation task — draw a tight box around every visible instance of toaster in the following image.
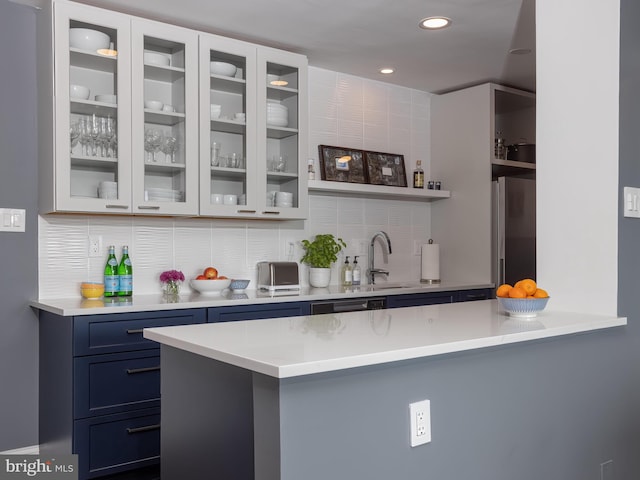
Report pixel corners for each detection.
[257,261,300,291]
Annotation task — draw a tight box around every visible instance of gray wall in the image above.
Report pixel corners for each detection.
[0,0,39,450]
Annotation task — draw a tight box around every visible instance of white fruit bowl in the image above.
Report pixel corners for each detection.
[69,28,110,51]
[210,61,237,77]
[497,297,550,318]
[190,278,231,295]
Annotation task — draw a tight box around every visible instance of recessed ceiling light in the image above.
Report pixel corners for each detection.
[419,16,452,30]
[379,68,394,74]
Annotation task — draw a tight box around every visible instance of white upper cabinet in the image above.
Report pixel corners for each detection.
[41,1,133,214]
[39,0,308,219]
[199,35,308,219]
[130,19,199,215]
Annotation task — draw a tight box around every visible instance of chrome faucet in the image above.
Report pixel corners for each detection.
[368,231,392,284]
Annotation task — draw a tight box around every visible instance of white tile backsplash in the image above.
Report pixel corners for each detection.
[38,67,434,298]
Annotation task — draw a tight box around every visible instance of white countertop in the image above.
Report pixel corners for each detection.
[30,281,491,316]
[143,299,626,379]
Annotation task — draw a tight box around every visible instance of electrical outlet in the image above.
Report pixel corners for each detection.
[88,235,102,257]
[409,399,431,447]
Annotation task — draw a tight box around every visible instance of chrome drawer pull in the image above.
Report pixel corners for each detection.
[126,328,144,334]
[105,204,129,209]
[137,205,161,210]
[236,209,257,214]
[126,366,160,374]
[261,210,281,215]
[126,424,160,434]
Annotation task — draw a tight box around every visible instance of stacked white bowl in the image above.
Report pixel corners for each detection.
[275,191,293,207]
[210,104,222,119]
[69,28,110,51]
[267,102,288,127]
[98,181,117,199]
[210,62,237,77]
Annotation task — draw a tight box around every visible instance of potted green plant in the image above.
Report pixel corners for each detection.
[300,234,347,287]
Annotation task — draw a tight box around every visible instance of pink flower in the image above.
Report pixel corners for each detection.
[160,270,185,283]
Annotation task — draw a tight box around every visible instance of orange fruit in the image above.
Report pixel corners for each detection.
[533,288,549,298]
[508,286,527,298]
[515,278,537,296]
[496,284,513,298]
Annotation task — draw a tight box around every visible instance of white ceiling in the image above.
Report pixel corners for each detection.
[36,0,537,94]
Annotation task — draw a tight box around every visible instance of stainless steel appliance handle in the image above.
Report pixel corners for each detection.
[126,424,160,434]
[126,366,160,374]
[333,300,368,312]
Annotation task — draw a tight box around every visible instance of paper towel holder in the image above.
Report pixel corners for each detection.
[420,239,441,284]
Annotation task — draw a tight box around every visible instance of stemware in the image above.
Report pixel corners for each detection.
[78,117,91,156]
[100,116,115,158]
[89,114,100,156]
[69,121,80,154]
[144,129,161,162]
[161,135,178,163]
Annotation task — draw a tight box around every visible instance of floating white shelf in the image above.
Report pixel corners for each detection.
[307,180,450,201]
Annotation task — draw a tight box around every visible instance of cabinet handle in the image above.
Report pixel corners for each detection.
[137,205,161,210]
[126,424,160,434]
[105,204,129,209]
[465,294,487,300]
[126,328,144,334]
[236,209,257,214]
[126,366,160,374]
[261,210,281,215]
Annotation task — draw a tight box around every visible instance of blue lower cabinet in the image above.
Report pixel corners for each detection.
[208,301,311,323]
[74,408,160,479]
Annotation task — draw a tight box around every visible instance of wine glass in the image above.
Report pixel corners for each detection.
[103,116,115,158]
[144,129,161,162]
[78,117,91,156]
[161,135,178,163]
[89,114,100,156]
[69,120,80,154]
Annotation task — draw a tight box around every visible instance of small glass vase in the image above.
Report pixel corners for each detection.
[162,280,182,298]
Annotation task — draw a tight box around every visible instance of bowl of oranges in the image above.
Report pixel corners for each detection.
[496,279,549,318]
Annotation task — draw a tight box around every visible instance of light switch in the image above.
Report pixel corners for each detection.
[0,208,26,232]
[624,187,640,218]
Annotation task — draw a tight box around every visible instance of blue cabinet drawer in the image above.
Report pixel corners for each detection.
[74,351,160,419]
[74,309,206,356]
[74,408,160,479]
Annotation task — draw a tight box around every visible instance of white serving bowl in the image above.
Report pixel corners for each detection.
[69,28,110,51]
[190,278,231,295]
[145,100,164,110]
[144,52,171,66]
[95,94,117,104]
[497,296,550,318]
[210,61,237,77]
[70,84,90,100]
[267,116,288,127]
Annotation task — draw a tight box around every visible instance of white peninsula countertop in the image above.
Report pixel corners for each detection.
[144,299,626,378]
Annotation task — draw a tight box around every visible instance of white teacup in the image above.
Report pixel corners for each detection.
[223,194,238,205]
[234,113,246,121]
[211,193,224,205]
[162,104,175,112]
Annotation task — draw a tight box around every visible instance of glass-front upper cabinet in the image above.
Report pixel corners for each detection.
[199,35,257,217]
[48,1,132,214]
[257,48,308,220]
[130,19,199,216]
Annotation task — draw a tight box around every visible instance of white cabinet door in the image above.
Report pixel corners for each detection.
[130,19,199,216]
[51,1,132,214]
[198,34,258,217]
[257,47,308,220]
[198,36,308,219]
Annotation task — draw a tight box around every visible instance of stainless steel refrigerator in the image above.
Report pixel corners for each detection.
[492,176,536,286]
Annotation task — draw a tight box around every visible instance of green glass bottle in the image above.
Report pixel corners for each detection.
[104,245,119,297]
[117,245,133,296]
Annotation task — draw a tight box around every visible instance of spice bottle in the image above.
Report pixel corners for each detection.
[413,160,424,188]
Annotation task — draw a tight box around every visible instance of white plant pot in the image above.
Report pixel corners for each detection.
[309,267,331,288]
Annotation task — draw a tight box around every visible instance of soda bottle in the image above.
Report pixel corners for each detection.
[104,245,119,297]
[117,245,133,296]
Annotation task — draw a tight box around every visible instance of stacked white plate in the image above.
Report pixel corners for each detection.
[145,187,184,202]
[275,191,293,207]
[267,102,288,127]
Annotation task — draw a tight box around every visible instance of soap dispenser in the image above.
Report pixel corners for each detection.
[341,256,352,286]
[352,256,361,286]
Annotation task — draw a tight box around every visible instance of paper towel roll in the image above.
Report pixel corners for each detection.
[420,242,440,283]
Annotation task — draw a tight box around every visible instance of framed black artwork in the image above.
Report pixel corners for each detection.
[364,150,407,187]
[318,145,367,184]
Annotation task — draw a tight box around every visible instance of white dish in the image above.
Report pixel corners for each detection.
[190,278,231,295]
[69,28,110,51]
[95,94,117,104]
[70,84,90,100]
[267,117,288,127]
[210,61,237,77]
[145,100,164,110]
[144,52,171,66]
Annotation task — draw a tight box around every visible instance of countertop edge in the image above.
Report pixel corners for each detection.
[30,282,493,316]
[144,306,627,379]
